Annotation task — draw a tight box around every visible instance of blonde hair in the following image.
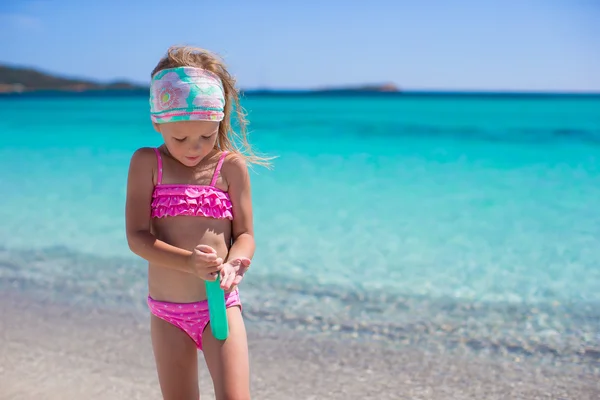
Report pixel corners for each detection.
[151,45,272,168]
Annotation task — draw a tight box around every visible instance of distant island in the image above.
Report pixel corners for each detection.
[245,83,401,95]
[0,64,400,94]
[314,82,400,92]
[2,65,597,97]
[0,65,147,93]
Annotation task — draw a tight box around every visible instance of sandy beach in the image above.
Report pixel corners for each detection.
[0,288,597,400]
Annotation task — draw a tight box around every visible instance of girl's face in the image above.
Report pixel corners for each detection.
[154,120,220,167]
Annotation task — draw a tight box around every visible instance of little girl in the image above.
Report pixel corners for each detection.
[125,45,270,400]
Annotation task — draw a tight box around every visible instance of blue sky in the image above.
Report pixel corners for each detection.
[1,0,599,92]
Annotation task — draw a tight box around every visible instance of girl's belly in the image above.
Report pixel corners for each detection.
[148,216,231,302]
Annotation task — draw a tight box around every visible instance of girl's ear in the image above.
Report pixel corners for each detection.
[152,122,161,133]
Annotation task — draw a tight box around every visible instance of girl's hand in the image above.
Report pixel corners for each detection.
[219,257,251,291]
[188,245,223,280]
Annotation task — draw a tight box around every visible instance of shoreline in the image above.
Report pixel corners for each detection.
[1,244,599,371]
[1,288,598,400]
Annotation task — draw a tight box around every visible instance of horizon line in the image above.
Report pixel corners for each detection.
[1,89,600,98]
[2,62,600,97]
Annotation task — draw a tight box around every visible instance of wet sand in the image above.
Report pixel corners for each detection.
[0,290,598,400]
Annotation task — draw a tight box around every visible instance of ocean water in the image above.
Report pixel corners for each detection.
[1,93,599,363]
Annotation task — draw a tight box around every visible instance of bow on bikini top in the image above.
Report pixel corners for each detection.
[151,148,233,220]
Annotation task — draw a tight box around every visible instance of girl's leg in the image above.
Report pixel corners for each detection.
[202,305,250,400]
[151,314,200,400]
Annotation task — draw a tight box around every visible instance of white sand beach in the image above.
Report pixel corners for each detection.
[1,290,598,400]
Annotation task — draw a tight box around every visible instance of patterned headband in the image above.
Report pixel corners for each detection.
[149,66,225,123]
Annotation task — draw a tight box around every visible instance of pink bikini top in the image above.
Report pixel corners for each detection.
[151,148,233,220]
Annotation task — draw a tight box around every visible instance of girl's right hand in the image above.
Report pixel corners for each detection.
[188,245,223,280]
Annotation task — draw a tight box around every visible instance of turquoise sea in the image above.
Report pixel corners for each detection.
[1,93,599,364]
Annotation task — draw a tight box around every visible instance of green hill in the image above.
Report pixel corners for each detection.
[0,65,146,93]
[0,64,400,94]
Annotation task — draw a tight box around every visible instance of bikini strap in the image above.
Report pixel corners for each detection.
[210,151,229,186]
[153,147,163,184]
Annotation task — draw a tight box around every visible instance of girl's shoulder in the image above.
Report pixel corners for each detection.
[128,147,160,178]
[130,147,159,164]
[222,150,245,163]
[220,151,249,184]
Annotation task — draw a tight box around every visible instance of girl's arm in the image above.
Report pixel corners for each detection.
[125,147,194,272]
[223,154,256,263]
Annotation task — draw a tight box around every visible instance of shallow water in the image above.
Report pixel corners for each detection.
[1,93,599,362]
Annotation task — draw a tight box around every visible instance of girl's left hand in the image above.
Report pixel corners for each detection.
[219,257,251,291]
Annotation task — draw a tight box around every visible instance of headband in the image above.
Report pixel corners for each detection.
[149,66,225,123]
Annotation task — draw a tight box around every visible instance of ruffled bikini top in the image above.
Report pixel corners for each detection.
[151,148,233,220]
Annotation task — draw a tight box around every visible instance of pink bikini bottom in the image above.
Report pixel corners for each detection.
[147,289,241,351]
